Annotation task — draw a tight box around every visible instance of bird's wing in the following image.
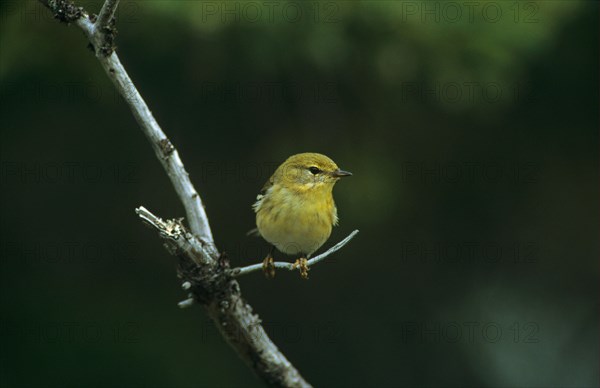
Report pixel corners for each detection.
[249,173,276,234]
[253,173,275,208]
[257,173,275,200]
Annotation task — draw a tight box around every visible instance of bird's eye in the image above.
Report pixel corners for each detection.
[308,166,321,175]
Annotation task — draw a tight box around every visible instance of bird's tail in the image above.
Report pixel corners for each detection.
[246,228,260,237]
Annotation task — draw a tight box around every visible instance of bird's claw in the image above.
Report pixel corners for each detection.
[262,255,275,278]
[292,258,309,279]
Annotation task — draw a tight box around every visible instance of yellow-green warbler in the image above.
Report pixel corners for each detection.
[251,153,351,278]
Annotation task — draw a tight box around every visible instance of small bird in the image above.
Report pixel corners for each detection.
[251,153,352,278]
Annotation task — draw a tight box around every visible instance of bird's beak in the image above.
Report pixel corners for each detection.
[332,169,352,178]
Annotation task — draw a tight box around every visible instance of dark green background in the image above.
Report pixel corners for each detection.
[1,1,598,387]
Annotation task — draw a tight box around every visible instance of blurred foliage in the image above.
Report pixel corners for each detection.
[0,0,598,387]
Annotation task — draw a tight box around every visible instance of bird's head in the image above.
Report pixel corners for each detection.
[275,152,352,193]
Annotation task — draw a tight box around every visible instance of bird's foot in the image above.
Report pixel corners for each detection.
[292,257,309,279]
[262,255,275,278]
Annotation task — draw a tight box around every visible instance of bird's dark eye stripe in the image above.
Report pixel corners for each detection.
[308,166,321,174]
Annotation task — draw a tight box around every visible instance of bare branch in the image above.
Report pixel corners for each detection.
[135,207,311,387]
[38,0,84,23]
[38,2,355,386]
[96,0,119,28]
[230,230,360,277]
[104,49,215,243]
[49,3,215,243]
[135,206,212,265]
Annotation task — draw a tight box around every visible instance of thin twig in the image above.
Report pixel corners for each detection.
[135,206,212,265]
[178,298,195,309]
[230,230,360,277]
[95,0,119,28]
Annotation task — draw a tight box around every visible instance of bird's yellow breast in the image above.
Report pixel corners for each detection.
[255,185,337,256]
